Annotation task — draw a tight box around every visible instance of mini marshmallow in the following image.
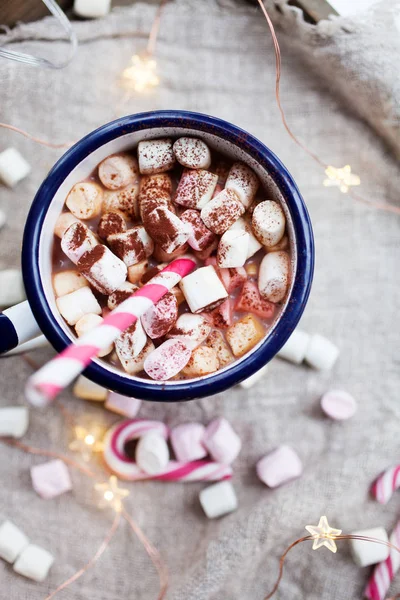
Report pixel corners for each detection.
[205,330,233,368]
[182,346,219,377]
[61,222,98,264]
[127,259,149,284]
[140,189,175,223]
[0,147,31,187]
[239,364,268,389]
[167,313,212,348]
[105,392,141,418]
[75,313,112,356]
[170,423,207,462]
[97,211,127,240]
[173,138,211,169]
[217,229,249,268]
[73,375,108,401]
[228,217,262,259]
[138,139,175,175]
[144,207,190,254]
[52,269,89,297]
[74,0,111,18]
[140,173,173,197]
[350,527,389,567]
[107,281,138,310]
[203,418,241,465]
[144,339,192,380]
[153,242,189,263]
[235,280,275,319]
[277,329,310,364]
[78,245,127,295]
[252,201,286,248]
[103,183,139,217]
[225,162,259,209]
[116,338,155,375]
[0,269,26,307]
[56,286,101,326]
[54,212,80,238]
[226,314,265,357]
[180,209,217,251]
[108,226,154,266]
[321,389,357,420]
[199,481,238,519]
[66,182,103,220]
[180,266,228,313]
[258,251,290,303]
[174,169,218,210]
[135,432,170,475]
[200,189,245,235]
[141,292,178,339]
[115,320,147,366]
[305,334,340,371]
[98,153,139,190]
[31,459,72,499]
[256,445,302,487]
[14,544,54,582]
[0,406,29,438]
[0,521,29,563]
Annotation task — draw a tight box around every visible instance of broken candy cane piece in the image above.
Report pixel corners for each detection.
[144,339,192,380]
[138,139,175,175]
[173,137,211,169]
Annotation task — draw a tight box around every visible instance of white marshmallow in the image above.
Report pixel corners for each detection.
[97,211,127,240]
[98,153,139,190]
[179,265,228,313]
[239,364,268,389]
[78,245,127,295]
[54,212,80,238]
[115,320,147,362]
[135,432,170,475]
[0,406,29,438]
[14,544,54,582]
[0,269,26,307]
[228,217,262,259]
[140,189,174,224]
[199,481,238,519]
[200,189,245,235]
[217,229,249,268]
[74,0,111,18]
[61,222,98,264]
[144,207,190,254]
[0,147,31,188]
[103,184,139,217]
[56,286,101,326]
[252,201,286,248]
[66,182,103,220]
[72,375,108,401]
[144,339,192,380]
[107,282,138,310]
[277,329,311,365]
[203,418,241,465]
[167,313,212,348]
[225,161,259,209]
[304,334,340,371]
[170,423,207,462]
[138,139,175,175]
[174,169,218,209]
[0,521,29,563]
[140,173,173,198]
[75,313,112,357]
[52,269,89,297]
[350,527,389,567]
[115,337,155,375]
[141,292,178,339]
[173,137,211,169]
[180,209,216,251]
[105,393,141,418]
[258,251,290,303]
[108,226,154,266]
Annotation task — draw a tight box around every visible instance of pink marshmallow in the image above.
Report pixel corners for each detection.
[320,389,357,420]
[170,423,207,462]
[105,392,142,418]
[256,445,302,488]
[31,459,72,499]
[203,418,241,465]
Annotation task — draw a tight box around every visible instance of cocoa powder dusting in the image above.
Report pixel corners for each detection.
[78,244,105,272]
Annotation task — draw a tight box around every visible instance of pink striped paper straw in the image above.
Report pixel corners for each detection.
[371,465,400,505]
[25,257,196,407]
[364,520,400,600]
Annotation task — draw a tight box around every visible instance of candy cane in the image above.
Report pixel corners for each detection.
[371,465,400,505]
[364,521,400,600]
[25,257,196,407]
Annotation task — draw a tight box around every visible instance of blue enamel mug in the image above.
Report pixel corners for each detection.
[0,111,314,401]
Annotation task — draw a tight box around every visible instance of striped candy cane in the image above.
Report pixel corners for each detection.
[25,257,196,407]
[371,465,400,505]
[364,521,400,600]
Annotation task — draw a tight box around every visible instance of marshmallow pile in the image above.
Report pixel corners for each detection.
[53,137,291,381]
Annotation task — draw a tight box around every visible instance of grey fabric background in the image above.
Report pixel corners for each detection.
[0,1,399,599]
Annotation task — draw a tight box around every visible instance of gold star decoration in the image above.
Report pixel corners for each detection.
[305,516,342,553]
[121,53,160,93]
[69,425,105,462]
[95,476,130,513]
[323,165,361,194]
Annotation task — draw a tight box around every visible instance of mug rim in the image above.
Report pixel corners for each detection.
[22,110,314,401]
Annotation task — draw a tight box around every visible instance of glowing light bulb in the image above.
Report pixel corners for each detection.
[95,476,129,512]
[69,425,105,462]
[323,165,360,194]
[121,53,160,93]
[305,516,342,553]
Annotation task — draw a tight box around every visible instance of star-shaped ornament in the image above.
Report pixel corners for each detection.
[121,53,159,93]
[95,476,130,513]
[305,516,342,553]
[69,425,105,462]
[323,165,361,193]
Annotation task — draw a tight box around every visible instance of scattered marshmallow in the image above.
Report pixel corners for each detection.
[235,280,275,319]
[140,173,173,197]
[116,337,155,375]
[105,392,141,418]
[226,314,265,357]
[0,148,31,188]
[138,139,175,175]
[72,375,108,401]
[31,459,72,500]
[0,406,29,438]
[350,527,389,567]
[140,189,174,223]
[56,286,101,326]
[182,346,219,377]
[258,251,290,303]
[98,153,139,190]
[170,423,207,462]
[173,138,211,169]
[239,364,268,389]
[252,201,286,248]
[135,432,170,475]
[141,292,178,339]
[0,520,29,563]
[256,445,302,488]
[98,211,127,240]
[78,245,127,295]
[107,281,138,310]
[103,184,140,217]
[61,222,98,264]
[74,0,111,18]
[277,329,310,364]
[180,265,228,313]
[199,481,238,519]
[321,389,357,420]
[217,229,249,268]
[180,209,216,251]
[0,269,26,307]
[54,212,80,238]
[75,313,112,356]
[144,207,190,254]
[205,330,233,368]
[167,313,212,348]
[108,226,154,266]
[174,169,218,210]
[127,259,149,284]
[228,217,262,259]
[115,320,147,366]
[66,182,103,220]
[52,269,89,297]
[144,339,192,380]
[14,544,54,582]
[304,334,340,370]
[203,418,241,465]
[200,189,245,235]
[225,162,259,209]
